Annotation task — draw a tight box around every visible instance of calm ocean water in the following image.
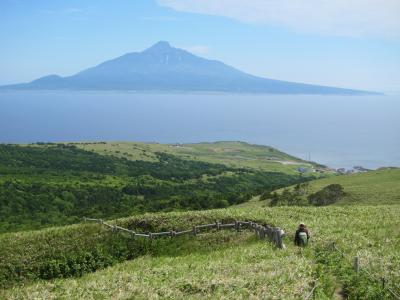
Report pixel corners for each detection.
[0,91,399,169]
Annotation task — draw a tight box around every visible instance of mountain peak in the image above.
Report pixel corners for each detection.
[144,41,172,53]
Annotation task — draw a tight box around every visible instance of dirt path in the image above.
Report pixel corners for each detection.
[333,287,346,299]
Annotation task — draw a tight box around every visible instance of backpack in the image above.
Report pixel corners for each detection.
[298,231,308,246]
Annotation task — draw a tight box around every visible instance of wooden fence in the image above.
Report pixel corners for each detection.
[83,217,285,248]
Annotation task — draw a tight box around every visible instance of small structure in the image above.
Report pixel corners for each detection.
[353,166,370,172]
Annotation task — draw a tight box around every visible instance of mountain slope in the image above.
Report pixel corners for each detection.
[1,41,378,94]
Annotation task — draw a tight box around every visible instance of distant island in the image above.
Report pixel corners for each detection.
[0,41,380,95]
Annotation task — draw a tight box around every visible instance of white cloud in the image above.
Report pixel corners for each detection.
[158,0,400,38]
[180,45,210,55]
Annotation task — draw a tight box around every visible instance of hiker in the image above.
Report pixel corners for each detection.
[294,223,310,247]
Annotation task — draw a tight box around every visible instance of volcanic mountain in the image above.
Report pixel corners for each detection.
[1,41,377,94]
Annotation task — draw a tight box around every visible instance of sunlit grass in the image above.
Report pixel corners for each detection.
[257,168,400,206]
[1,204,399,299]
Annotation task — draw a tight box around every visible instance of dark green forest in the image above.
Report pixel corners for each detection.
[0,144,308,232]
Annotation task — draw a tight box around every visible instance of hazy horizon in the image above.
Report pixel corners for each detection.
[1,91,399,170]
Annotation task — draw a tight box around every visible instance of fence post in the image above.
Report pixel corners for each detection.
[260,227,265,239]
[272,228,277,246]
[275,227,283,248]
[216,221,220,231]
[353,256,360,273]
[83,217,87,222]
[265,225,271,240]
[235,220,240,232]
[192,226,197,236]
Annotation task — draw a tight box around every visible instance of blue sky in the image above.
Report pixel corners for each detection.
[1,0,399,92]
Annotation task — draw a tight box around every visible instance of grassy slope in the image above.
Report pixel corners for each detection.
[307,168,400,205]
[74,141,324,175]
[262,168,400,206]
[1,203,399,299]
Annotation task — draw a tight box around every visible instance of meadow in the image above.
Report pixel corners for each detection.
[0,143,398,299]
[296,168,400,205]
[1,202,399,299]
[252,168,400,209]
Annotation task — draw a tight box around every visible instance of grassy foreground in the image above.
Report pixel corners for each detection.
[1,203,399,299]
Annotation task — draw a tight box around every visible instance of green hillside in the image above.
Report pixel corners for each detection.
[258,168,400,208]
[0,142,310,233]
[303,168,400,205]
[74,141,327,174]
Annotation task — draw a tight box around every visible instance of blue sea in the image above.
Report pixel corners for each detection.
[0,91,399,169]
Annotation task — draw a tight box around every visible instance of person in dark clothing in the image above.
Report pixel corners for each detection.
[294,223,310,246]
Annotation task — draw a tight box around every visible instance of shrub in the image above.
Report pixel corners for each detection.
[308,184,344,206]
[269,182,310,206]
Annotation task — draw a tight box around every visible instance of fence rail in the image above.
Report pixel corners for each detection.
[83,217,285,248]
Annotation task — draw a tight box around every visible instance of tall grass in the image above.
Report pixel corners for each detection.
[1,205,399,299]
